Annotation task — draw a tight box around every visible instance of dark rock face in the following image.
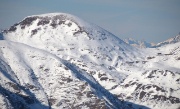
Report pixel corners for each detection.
[20,17,38,29]
[31,28,41,36]
[4,14,90,39]
[8,24,18,32]
[37,19,50,26]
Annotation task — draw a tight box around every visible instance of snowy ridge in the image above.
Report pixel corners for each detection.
[123,38,155,48]
[0,13,180,109]
[155,34,180,47]
[125,34,180,48]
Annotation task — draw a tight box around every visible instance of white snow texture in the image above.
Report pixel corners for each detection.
[0,13,180,109]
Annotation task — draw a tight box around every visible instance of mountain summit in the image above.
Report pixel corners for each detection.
[3,13,140,63]
[0,13,180,109]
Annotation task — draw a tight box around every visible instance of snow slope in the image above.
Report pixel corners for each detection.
[0,13,180,109]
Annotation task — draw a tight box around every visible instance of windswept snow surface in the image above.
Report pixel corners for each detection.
[0,13,180,109]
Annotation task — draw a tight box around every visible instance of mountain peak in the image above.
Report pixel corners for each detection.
[2,13,138,65]
[4,13,90,33]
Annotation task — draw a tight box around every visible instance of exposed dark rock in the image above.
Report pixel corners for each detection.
[111,85,118,90]
[48,98,56,105]
[164,53,173,55]
[31,28,40,36]
[126,61,134,66]
[61,77,73,83]
[19,17,38,29]
[89,71,96,75]
[108,66,114,70]
[142,61,148,64]
[64,66,69,70]
[58,20,65,25]
[44,68,50,72]
[86,91,94,98]
[147,56,155,60]
[6,82,20,92]
[124,84,129,88]
[100,77,108,81]
[146,85,151,89]
[37,19,50,26]
[147,75,155,78]
[176,57,180,60]
[73,30,85,36]
[176,78,180,82]
[131,82,137,85]
[139,91,146,99]
[126,96,133,100]
[26,84,38,90]
[67,23,72,27]
[157,53,162,55]
[98,73,106,78]
[9,25,17,32]
[152,85,165,92]
[152,95,180,103]
[135,84,142,90]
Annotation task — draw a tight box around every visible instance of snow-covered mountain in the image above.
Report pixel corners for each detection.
[155,34,180,47]
[0,13,180,109]
[123,38,155,48]
[125,34,180,48]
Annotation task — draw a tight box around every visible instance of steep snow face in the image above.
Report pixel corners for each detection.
[1,13,180,109]
[0,41,109,109]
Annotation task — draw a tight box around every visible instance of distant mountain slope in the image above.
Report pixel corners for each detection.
[123,38,155,48]
[155,34,180,47]
[0,13,180,109]
[124,34,180,48]
[0,13,144,109]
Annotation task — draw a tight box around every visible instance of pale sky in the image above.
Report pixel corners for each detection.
[0,0,180,43]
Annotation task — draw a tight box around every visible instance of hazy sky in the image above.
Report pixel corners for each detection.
[0,0,180,43]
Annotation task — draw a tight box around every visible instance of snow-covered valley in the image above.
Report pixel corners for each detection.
[0,13,180,109]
